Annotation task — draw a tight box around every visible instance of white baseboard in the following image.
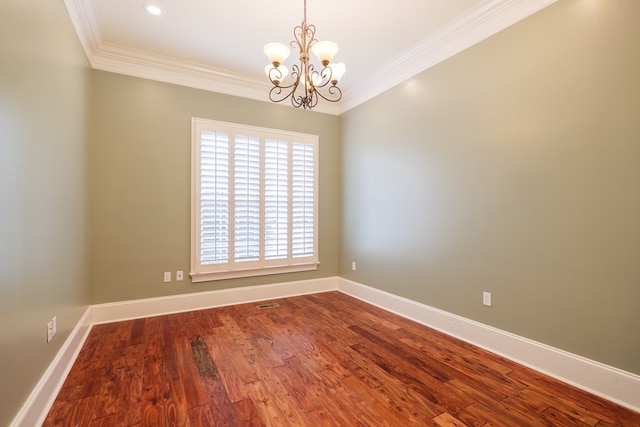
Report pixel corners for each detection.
[14,275,639,425]
[11,307,94,427]
[90,276,339,324]
[337,277,640,413]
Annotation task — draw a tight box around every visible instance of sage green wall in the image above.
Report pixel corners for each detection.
[340,0,640,374]
[89,71,340,303]
[0,1,90,425]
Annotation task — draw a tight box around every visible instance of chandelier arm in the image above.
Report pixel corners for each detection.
[268,77,299,91]
[266,67,285,86]
[304,65,334,89]
[317,65,334,88]
[269,86,295,103]
[313,85,343,103]
[268,65,303,103]
[291,93,306,108]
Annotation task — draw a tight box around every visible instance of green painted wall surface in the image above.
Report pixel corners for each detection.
[89,71,340,303]
[340,0,640,374]
[0,1,90,425]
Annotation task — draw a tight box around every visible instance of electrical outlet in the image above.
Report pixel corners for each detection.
[47,318,55,343]
[176,270,184,281]
[164,271,171,282]
[351,261,357,271]
[52,316,57,336]
[483,292,492,307]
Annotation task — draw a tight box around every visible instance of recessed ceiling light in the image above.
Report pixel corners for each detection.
[144,3,163,15]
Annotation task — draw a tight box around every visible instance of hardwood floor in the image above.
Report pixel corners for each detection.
[44,291,640,426]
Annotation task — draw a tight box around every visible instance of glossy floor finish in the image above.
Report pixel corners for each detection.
[44,291,640,426]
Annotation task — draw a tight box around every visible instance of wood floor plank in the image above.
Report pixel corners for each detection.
[113,343,144,426]
[209,318,261,387]
[43,291,640,426]
[141,354,165,426]
[191,335,238,425]
[231,398,264,427]
[42,400,73,426]
[175,336,209,408]
[271,358,326,412]
[540,405,592,427]
[187,404,216,426]
[198,307,224,333]
[140,316,166,426]
[91,357,122,420]
[327,374,409,426]
[433,412,469,427]
[349,340,476,414]
[64,395,100,426]
[87,415,117,426]
[204,329,251,403]
[163,361,191,426]
[462,401,529,427]
[128,317,146,345]
[246,379,308,426]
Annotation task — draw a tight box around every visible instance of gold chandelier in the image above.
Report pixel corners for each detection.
[264,0,346,110]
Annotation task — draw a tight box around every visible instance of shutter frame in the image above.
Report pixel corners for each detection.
[190,118,319,282]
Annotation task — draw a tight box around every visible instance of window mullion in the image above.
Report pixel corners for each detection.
[259,135,266,264]
[195,127,204,269]
[287,140,294,264]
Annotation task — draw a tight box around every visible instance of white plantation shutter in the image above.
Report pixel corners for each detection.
[234,135,261,262]
[199,131,229,265]
[264,139,289,260]
[191,118,318,282]
[292,142,315,258]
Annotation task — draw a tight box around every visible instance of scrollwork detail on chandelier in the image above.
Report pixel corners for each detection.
[264,0,346,110]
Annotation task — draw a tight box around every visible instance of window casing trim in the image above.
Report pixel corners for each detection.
[190,262,319,283]
[190,118,319,282]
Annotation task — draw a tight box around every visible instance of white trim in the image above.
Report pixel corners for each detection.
[341,0,558,111]
[190,118,320,282]
[63,0,557,115]
[190,262,319,283]
[337,277,640,413]
[14,275,639,425]
[90,277,338,324]
[10,307,94,427]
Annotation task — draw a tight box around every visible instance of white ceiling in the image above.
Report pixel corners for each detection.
[64,0,557,115]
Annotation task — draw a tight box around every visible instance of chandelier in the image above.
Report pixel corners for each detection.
[264,0,346,110]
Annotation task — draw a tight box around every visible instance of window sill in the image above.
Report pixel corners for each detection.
[190,262,319,283]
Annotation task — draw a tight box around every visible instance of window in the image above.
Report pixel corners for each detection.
[191,118,318,282]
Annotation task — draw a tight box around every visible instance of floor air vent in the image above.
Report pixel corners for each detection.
[256,303,280,310]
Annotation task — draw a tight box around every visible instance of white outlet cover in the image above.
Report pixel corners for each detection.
[483,292,492,306]
[47,320,54,343]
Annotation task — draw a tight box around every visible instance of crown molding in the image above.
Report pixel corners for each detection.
[64,0,557,116]
[340,0,558,112]
[92,42,343,115]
